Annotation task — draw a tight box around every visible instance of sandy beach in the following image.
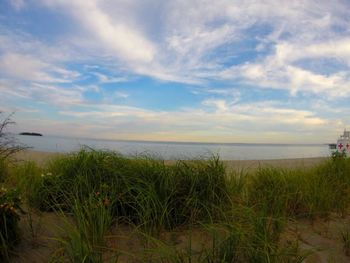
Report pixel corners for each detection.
[14,150,63,166]
[14,149,328,171]
[223,156,328,171]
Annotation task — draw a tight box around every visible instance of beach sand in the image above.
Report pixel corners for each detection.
[14,150,63,166]
[223,157,327,172]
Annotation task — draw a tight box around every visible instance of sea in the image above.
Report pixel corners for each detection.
[16,135,331,160]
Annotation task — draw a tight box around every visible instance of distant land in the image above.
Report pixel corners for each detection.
[19,132,43,136]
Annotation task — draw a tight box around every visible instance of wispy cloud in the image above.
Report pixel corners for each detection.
[5,0,350,88]
[8,0,26,11]
[93,72,128,84]
[54,99,332,143]
[1,0,350,142]
[0,52,80,83]
[40,0,156,63]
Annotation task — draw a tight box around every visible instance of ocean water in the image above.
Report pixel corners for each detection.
[16,135,331,161]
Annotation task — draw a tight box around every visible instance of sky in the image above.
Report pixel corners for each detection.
[1,0,350,143]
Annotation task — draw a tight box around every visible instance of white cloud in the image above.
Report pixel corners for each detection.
[202,99,228,112]
[114,91,129,99]
[0,79,30,99]
[30,83,84,105]
[2,0,350,143]
[93,72,128,84]
[9,0,26,11]
[273,39,350,65]
[0,53,80,83]
[55,99,331,143]
[0,28,79,63]
[0,79,85,106]
[0,53,50,81]
[5,0,348,89]
[41,0,156,63]
[0,30,82,84]
[221,36,350,98]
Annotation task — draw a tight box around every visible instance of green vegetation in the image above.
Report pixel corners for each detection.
[53,193,115,263]
[341,225,350,256]
[1,149,350,262]
[0,186,23,261]
[25,150,228,231]
[0,158,9,183]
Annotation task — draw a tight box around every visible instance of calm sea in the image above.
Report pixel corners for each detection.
[16,135,331,161]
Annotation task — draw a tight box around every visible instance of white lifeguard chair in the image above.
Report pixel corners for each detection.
[336,129,350,154]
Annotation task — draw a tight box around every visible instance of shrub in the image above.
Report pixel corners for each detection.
[0,186,23,261]
[332,149,347,161]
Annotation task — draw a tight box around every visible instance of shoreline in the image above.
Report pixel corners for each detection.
[14,149,329,170]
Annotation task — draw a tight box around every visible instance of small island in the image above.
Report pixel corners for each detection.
[19,132,43,136]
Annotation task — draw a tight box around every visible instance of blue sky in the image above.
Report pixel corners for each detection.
[1,0,350,143]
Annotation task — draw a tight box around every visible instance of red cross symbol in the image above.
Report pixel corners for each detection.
[347,143,350,150]
[338,143,343,150]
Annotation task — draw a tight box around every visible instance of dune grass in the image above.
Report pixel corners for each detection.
[2,149,350,261]
[52,193,115,263]
[21,150,229,232]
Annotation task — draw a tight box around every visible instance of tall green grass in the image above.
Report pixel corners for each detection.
[25,150,229,232]
[247,156,350,219]
[6,148,350,262]
[0,158,8,183]
[247,167,303,218]
[53,193,115,263]
[12,150,231,261]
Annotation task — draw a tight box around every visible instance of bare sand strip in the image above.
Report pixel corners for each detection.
[14,150,63,165]
[14,150,328,171]
[223,157,328,172]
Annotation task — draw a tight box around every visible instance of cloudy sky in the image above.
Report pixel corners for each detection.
[1,0,349,143]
